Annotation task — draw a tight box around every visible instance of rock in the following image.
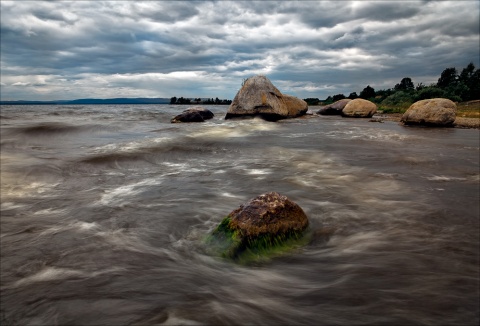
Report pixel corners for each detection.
[171,107,214,123]
[207,192,309,260]
[341,98,377,118]
[401,98,456,127]
[282,94,309,116]
[225,75,308,121]
[317,99,351,115]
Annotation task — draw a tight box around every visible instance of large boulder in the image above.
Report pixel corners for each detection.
[225,76,308,121]
[401,98,456,127]
[207,192,309,260]
[171,106,214,123]
[317,99,352,115]
[341,98,377,118]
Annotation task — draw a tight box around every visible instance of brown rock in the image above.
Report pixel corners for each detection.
[207,192,309,259]
[225,75,308,121]
[317,99,351,115]
[401,98,456,127]
[342,98,377,118]
[171,106,214,123]
[228,192,309,237]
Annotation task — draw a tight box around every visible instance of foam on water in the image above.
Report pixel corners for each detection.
[190,118,280,139]
[97,177,163,207]
[11,266,125,288]
[426,175,468,181]
[2,182,60,199]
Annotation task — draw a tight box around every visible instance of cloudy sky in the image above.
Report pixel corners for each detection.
[1,1,479,101]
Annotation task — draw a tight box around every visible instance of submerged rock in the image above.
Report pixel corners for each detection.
[225,75,308,121]
[341,98,377,118]
[207,192,309,260]
[401,98,456,127]
[171,106,214,123]
[317,99,351,115]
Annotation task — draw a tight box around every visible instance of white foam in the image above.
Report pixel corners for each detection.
[33,208,69,216]
[3,182,59,199]
[91,137,171,154]
[98,178,162,207]
[0,202,25,210]
[246,169,271,175]
[190,119,280,139]
[221,192,243,198]
[11,266,124,287]
[37,221,99,237]
[426,175,467,181]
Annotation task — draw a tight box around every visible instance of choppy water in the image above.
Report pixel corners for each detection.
[1,104,479,325]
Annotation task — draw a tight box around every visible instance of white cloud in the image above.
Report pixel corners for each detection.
[0,0,478,100]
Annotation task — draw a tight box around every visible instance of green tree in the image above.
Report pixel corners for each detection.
[360,85,375,99]
[437,67,458,89]
[459,62,480,101]
[414,86,447,101]
[348,92,358,99]
[170,96,177,104]
[394,77,414,92]
[304,98,320,105]
[381,91,414,107]
[332,93,346,102]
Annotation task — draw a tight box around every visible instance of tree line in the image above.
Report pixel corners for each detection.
[170,96,232,105]
[304,62,480,107]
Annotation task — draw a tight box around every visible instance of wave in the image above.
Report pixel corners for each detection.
[8,122,110,137]
[79,138,230,166]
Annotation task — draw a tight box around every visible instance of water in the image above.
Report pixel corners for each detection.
[1,104,479,325]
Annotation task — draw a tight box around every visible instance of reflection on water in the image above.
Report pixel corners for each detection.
[1,105,479,325]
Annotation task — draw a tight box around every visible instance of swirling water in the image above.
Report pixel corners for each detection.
[0,104,479,325]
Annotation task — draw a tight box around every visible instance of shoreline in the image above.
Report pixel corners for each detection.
[308,110,480,129]
[373,113,480,129]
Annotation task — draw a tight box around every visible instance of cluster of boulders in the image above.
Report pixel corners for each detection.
[170,75,459,128]
[317,98,377,118]
[172,76,465,262]
[171,75,308,123]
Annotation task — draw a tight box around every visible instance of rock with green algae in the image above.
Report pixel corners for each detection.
[206,192,309,262]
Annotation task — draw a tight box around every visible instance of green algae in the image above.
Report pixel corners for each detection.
[205,217,311,264]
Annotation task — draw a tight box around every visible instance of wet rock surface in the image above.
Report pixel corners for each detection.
[207,192,309,260]
[171,107,214,123]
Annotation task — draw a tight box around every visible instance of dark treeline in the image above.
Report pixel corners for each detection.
[170,96,232,105]
[304,62,480,107]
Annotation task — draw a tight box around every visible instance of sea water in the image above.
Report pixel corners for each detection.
[1,104,479,325]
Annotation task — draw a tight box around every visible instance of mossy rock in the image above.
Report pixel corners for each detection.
[206,192,309,262]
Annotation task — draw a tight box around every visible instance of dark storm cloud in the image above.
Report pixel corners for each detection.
[0,0,478,100]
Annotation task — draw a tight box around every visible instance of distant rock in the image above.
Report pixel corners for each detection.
[341,98,377,118]
[317,99,351,115]
[171,107,214,123]
[401,98,456,127]
[206,192,309,260]
[225,75,308,121]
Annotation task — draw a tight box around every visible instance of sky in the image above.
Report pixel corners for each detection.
[0,0,479,101]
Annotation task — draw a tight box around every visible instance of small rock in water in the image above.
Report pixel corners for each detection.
[317,99,351,115]
[206,192,309,261]
[171,106,214,123]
